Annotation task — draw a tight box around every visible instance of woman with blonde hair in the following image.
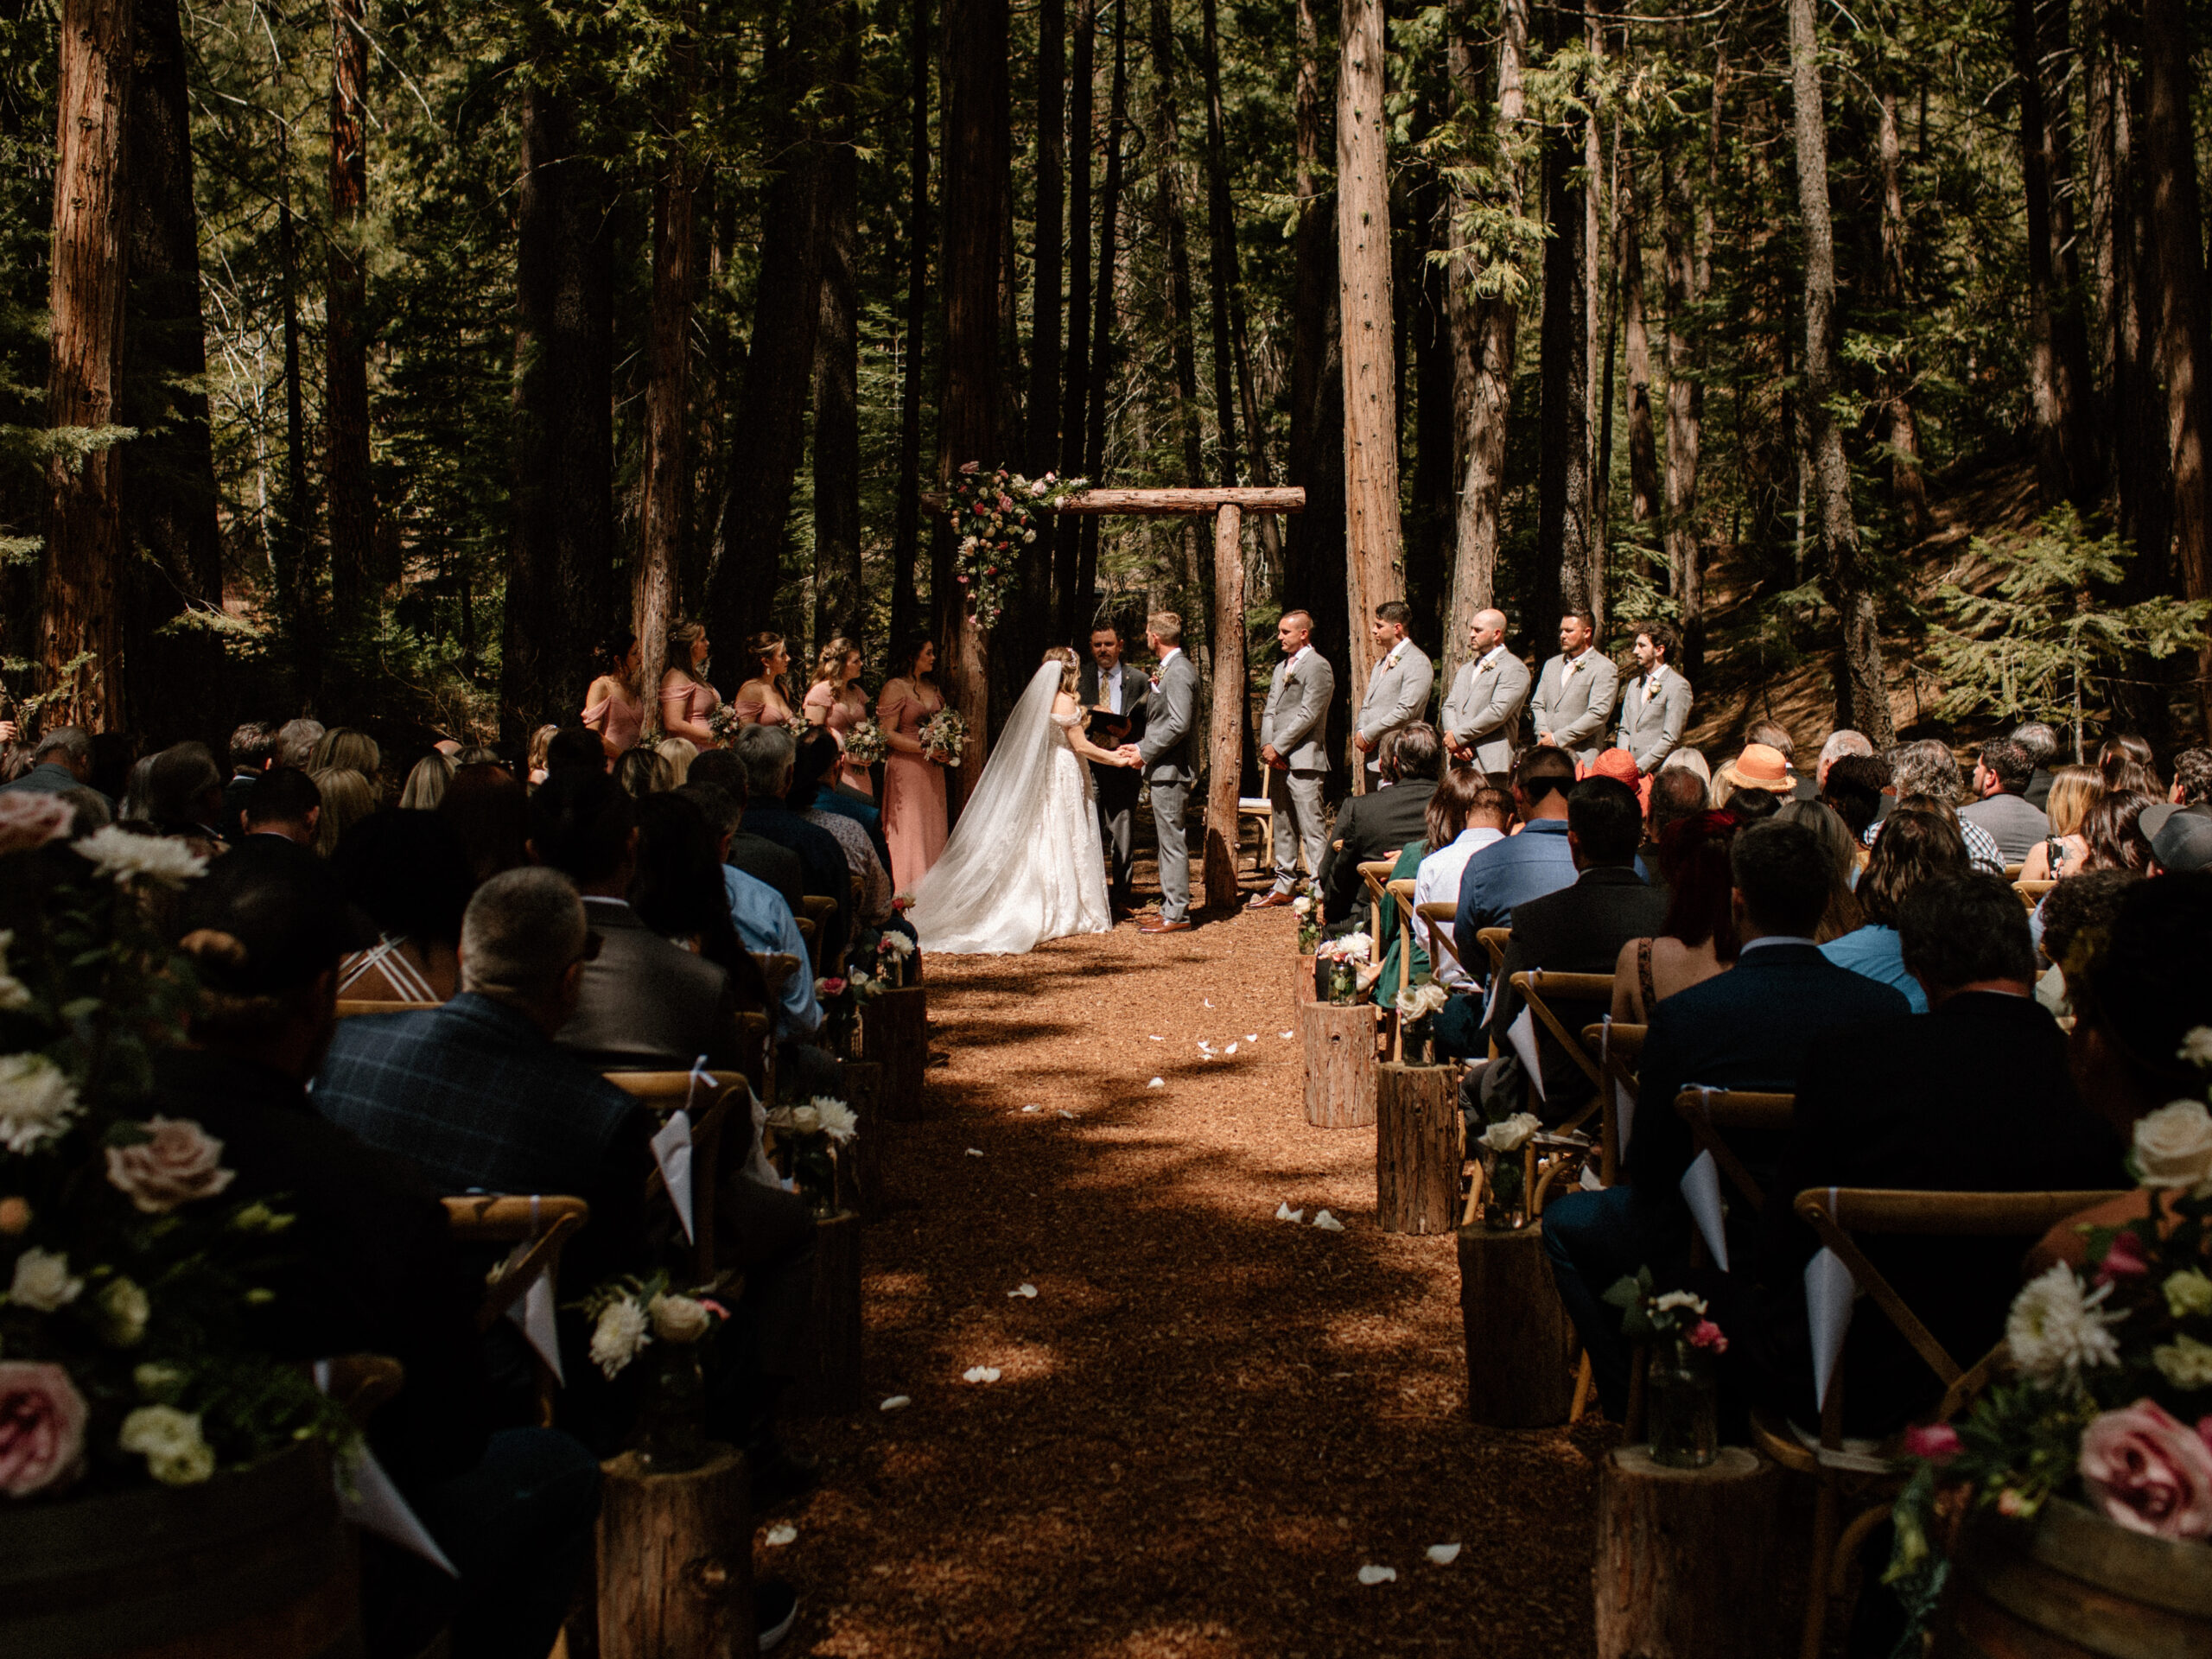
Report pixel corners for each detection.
[614,747,674,799]
[525,722,559,786]
[308,727,381,786]
[2020,763,2101,880]
[1776,797,1865,940]
[310,767,378,858]
[658,620,721,747]
[655,736,697,786]
[803,636,874,799]
[397,751,454,810]
[581,631,645,758]
[729,631,797,730]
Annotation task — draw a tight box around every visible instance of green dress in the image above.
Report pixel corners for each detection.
[1369,840,1430,1001]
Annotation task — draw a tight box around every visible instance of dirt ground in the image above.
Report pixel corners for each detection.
[775,888,1614,1658]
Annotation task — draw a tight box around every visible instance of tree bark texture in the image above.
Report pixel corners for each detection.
[1056,0,1094,636]
[891,0,931,655]
[795,1210,864,1414]
[862,983,930,1120]
[41,0,135,732]
[1593,1446,1784,1659]
[1202,504,1245,909]
[1408,183,1453,630]
[1336,0,1402,773]
[1659,41,1712,681]
[326,0,374,627]
[2013,0,2097,507]
[1875,86,1930,541]
[813,5,863,651]
[505,73,616,741]
[1618,145,1658,527]
[1787,0,1891,746]
[1301,999,1376,1128]
[1018,0,1064,658]
[1077,0,1128,631]
[594,1446,754,1659]
[636,141,696,738]
[1456,1221,1573,1427]
[277,131,321,700]
[1376,1063,1459,1235]
[1534,3,1592,639]
[1147,0,1205,493]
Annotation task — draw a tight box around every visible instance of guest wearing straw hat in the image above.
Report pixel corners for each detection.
[1713,741,1790,806]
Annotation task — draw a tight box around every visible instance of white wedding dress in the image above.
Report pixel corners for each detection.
[909,662,1113,955]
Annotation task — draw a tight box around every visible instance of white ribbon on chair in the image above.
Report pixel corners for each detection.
[499,1193,565,1388]
[1680,1151,1729,1272]
[1806,1187,1858,1414]
[1506,1007,1546,1102]
[649,1054,709,1245]
[313,1360,458,1576]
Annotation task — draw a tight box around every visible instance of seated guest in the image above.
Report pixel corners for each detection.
[680,781,823,1043]
[310,766,378,858]
[1774,798,1863,939]
[1657,747,1712,793]
[544,725,613,778]
[333,810,475,1004]
[1813,728,1874,795]
[1713,741,1790,808]
[308,726,383,789]
[1818,753,1889,849]
[1751,872,2125,1436]
[2151,803,2212,874]
[656,736,698,786]
[1414,772,1508,997]
[241,766,321,848]
[147,742,230,851]
[274,716,324,769]
[1959,735,2049,863]
[1719,785,1780,824]
[1611,810,1741,1025]
[2012,720,2060,810]
[2077,788,2158,874]
[397,751,455,810]
[168,846,601,1659]
[1316,722,1444,925]
[1640,763,1707,869]
[2033,868,2142,1017]
[615,747,675,798]
[1743,722,1808,799]
[730,725,854,966]
[222,721,277,839]
[690,748,806,915]
[0,726,95,797]
[1821,804,1968,1014]
[1542,819,1910,1420]
[791,728,893,925]
[793,726,883,836]
[627,791,775,1015]
[1866,740,2005,873]
[2141,747,2212,873]
[2097,732,2160,798]
[1454,745,1580,957]
[1483,778,1668,1114]
[441,761,531,885]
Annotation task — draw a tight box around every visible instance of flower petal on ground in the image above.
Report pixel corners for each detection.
[1020,1104,1040,1113]
[1009,1283,1038,1299]
[963,1366,1002,1383]
[1357,1565,1397,1586]
[1275,1202,1305,1223]
[1148,1077,1163,1088]
[1225,1043,1238,1055]
[879,1395,912,1411]
[765,1523,798,1546]
[1313,1210,1344,1232]
[966,1147,985,1158]
[1427,1543,1461,1566]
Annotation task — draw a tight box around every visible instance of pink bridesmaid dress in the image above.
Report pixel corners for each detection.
[804,682,874,800]
[878,679,948,893]
[730,682,795,728]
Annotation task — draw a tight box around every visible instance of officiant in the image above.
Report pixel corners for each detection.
[1080,620,1148,913]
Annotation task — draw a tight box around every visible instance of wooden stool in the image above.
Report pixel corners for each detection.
[1375,1062,1459,1234]
[1595,1446,1783,1659]
[862,984,927,1122]
[595,1444,753,1659]
[841,1059,886,1218]
[794,1209,863,1414]
[1300,1000,1376,1128]
[1456,1220,1574,1427]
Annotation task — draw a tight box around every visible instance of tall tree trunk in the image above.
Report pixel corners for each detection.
[277,125,321,700]
[505,68,616,741]
[939,0,1009,769]
[326,0,374,631]
[636,70,697,739]
[891,0,931,653]
[1077,0,1128,627]
[1788,0,1891,744]
[1443,0,1522,686]
[1148,0,1209,671]
[2013,0,2097,506]
[2144,0,2212,721]
[1023,0,1064,648]
[1659,111,1707,679]
[2088,0,2166,564]
[1408,181,1453,630]
[1337,0,1401,761]
[1582,18,1607,630]
[41,0,133,731]
[1057,0,1095,637]
[1618,141,1657,527]
[1533,1,1591,637]
[813,5,862,652]
[1876,83,1931,539]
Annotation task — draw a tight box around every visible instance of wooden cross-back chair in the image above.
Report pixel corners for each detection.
[442,1193,590,1427]
[1760,1185,2133,1659]
[752,952,803,1005]
[2015,878,2056,909]
[1382,877,1421,1059]
[1415,902,1462,977]
[604,1069,748,1281]
[1357,860,1398,950]
[335,999,441,1019]
[1673,1088,1796,1215]
[1580,1021,1645,1189]
[1477,927,1511,984]
[1507,969,1615,1142]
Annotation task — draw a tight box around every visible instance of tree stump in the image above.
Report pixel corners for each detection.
[1594,1446,1783,1659]
[1301,999,1377,1128]
[862,984,927,1121]
[1376,1063,1459,1234]
[1293,953,1317,1006]
[794,1208,863,1414]
[1456,1220,1575,1427]
[595,1443,753,1659]
[841,1059,885,1218]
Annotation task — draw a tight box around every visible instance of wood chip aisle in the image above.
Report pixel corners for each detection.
[779,906,1610,1656]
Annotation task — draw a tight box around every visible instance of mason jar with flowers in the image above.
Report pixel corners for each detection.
[1314,931,1371,1004]
[1475,1110,1541,1230]
[1603,1269,1727,1468]
[574,1273,730,1471]
[1395,980,1452,1065]
[765,1096,861,1217]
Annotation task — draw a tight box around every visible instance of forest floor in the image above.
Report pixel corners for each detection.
[775,887,1616,1658]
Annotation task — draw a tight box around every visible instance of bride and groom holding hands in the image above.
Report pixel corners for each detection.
[906,613,1198,956]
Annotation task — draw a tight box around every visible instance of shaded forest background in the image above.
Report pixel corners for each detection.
[3,0,2209,766]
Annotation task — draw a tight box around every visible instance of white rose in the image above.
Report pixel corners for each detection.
[0,931,30,1012]
[0,1053,80,1154]
[2179,1027,2212,1070]
[811,1096,860,1144]
[1478,1113,1540,1154]
[1292,895,1313,917]
[118,1404,215,1485]
[74,826,208,886]
[2006,1263,2123,1378]
[648,1294,712,1344]
[1654,1290,1706,1314]
[0,791,75,855]
[9,1247,84,1312]
[97,1277,149,1347]
[589,1299,652,1379]
[2131,1100,2212,1191]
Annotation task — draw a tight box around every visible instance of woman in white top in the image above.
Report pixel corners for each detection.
[1411,770,1510,989]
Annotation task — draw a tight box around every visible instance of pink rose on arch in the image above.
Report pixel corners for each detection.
[105,1116,237,1214]
[0,791,76,856]
[0,1362,89,1497]
[2094,1229,2152,1285]
[958,460,980,474]
[997,493,1014,512]
[2079,1398,2212,1540]
[1904,1422,1962,1464]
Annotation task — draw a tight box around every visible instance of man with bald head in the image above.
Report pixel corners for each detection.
[1250,608,1336,907]
[1439,609,1531,786]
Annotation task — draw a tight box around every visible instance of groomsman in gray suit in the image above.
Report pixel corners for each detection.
[1529,610,1619,766]
[1614,620,1694,774]
[1352,601,1435,790]
[1121,612,1200,933]
[1078,620,1148,912]
[1439,607,1531,785]
[1248,609,1335,908]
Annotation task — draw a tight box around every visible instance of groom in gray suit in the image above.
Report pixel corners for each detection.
[1352,601,1435,791]
[1529,609,1619,766]
[1439,607,1531,785]
[1120,611,1200,933]
[1248,608,1335,907]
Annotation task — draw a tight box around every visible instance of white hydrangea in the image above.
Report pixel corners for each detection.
[0,1053,81,1154]
[118,1404,215,1485]
[2006,1264,2125,1379]
[1478,1113,1541,1154]
[810,1096,860,1144]
[588,1298,652,1378]
[74,827,207,886]
[0,931,31,1012]
[9,1247,84,1312]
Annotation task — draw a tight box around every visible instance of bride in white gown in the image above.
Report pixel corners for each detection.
[909,647,1138,955]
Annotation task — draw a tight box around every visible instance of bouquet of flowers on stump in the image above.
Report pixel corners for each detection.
[763,1096,861,1217]
[1314,931,1371,1004]
[947,461,1090,628]
[1604,1270,1729,1467]
[1293,894,1319,955]
[1394,979,1452,1065]
[920,709,969,767]
[874,929,917,989]
[814,976,855,1058]
[0,797,352,1501]
[1471,1109,1540,1230]
[573,1272,730,1471]
[838,718,889,767]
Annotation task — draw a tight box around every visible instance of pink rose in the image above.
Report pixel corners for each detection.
[0,1362,89,1497]
[1905,1422,1962,1464]
[0,791,75,855]
[959,460,979,474]
[105,1116,237,1214]
[2094,1229,2151,1285]
[1686,1319,1728,1354]
[2079,1399,2212,1540]
[997,493,1014,512]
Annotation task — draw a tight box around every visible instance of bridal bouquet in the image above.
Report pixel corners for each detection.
[705,702,745,743]
[947,461,1090,627]
[920,709,968,766]
[840,718,889,766]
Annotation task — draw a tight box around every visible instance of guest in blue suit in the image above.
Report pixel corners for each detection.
[1541,818,1910,1420]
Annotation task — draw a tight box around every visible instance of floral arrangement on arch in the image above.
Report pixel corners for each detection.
[947,462,1090,629]
[0,796,352,1502]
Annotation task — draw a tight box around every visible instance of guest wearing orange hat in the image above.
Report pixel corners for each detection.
[1581,746,1651,816]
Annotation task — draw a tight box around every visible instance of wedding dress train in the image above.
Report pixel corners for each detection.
[908,663,1113,955]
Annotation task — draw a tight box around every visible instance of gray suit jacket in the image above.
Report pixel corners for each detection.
[1440,649,1533,772]
[1614,667,1693,772]
[1355,641,1435,749]
[1138,650,1199,785]
[1261,649,1334,772]
[1529,651,1620,762]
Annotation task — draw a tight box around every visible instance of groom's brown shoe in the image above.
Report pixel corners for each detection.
[1140,918,1193,934]
[1246,891,1296,910]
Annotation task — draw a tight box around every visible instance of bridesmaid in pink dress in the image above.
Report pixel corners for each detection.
[729,632,798,729]
[580,632,645,760]
[879,637,949,893]
[658,620,722,747]
[802,636,874,800]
